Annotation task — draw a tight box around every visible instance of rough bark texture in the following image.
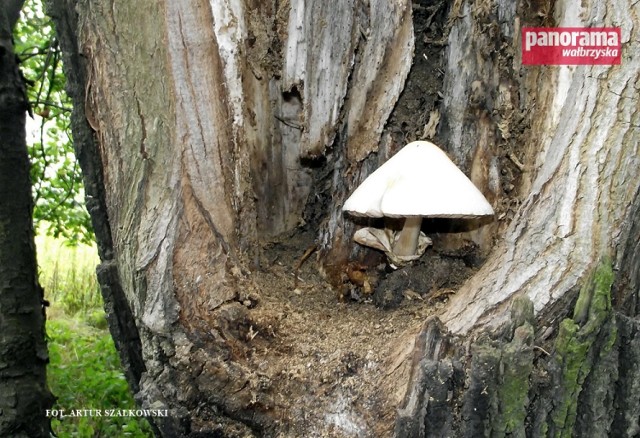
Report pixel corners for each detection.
[390,0,640,435]
[0,2,54,436]
[47,0,154,431]
[50,0,640,436]
[439,0,640,335]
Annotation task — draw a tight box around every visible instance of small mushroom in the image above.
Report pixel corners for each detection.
[343,141,494,265]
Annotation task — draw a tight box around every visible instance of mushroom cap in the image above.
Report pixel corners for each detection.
[343,141,494,218]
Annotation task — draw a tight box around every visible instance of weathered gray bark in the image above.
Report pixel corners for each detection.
[52,1,414,434]
[389,0,640,435]
[50,0,640,436]
[0,1,54,436]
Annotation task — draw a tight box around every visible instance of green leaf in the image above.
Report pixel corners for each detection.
[17,0,94,246]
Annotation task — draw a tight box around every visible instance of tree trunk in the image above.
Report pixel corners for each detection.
[50,0,639,436]
[0,1,54,436]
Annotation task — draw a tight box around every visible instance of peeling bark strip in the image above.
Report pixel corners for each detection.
[282,0,415,161]
[345,0,414,162]
[283,0,358,158]
[0,2,54,435]
[545,260,614,437]
[394,317,457,437]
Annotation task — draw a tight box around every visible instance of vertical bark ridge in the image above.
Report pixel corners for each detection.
[345,0,415,162]
[48,0,151,431]
[283,0,358,158]
[440,0,640,335]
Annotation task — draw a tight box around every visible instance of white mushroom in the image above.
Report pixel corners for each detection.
[343,141,494,264]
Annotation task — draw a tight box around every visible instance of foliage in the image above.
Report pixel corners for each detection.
[47,319,154,437]
[36,229,102,316]
[39,232,153,437]
[15,0,93,245]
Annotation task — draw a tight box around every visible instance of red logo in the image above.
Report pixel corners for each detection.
[522,27,621,65]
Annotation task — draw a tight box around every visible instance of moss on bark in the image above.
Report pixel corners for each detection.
[460,296,535,438]
[548,257,615,437]
[494,322,534,437]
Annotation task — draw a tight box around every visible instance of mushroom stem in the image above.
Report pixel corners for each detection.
[393,216,423,256]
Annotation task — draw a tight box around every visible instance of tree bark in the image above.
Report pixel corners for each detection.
[0,1,54,436]
[389,0,640,435]
[50,0,640,436]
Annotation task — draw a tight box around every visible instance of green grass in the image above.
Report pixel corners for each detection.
[47,320,154,437]
[36,232,102,317]
[37,231,154,437]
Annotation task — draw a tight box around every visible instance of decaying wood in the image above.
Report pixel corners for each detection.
[50,0,640,435]
[53,0,416,434]
[345,0,414,162]
[388,0,640,435]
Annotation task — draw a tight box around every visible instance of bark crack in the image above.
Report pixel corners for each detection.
[134,96,148,159]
